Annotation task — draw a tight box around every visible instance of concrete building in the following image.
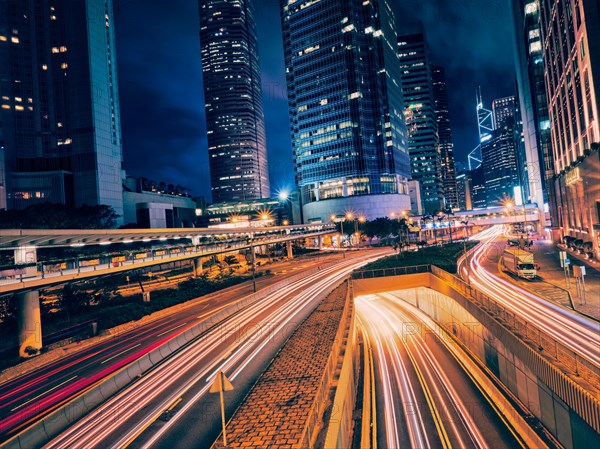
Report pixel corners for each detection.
[398,33,444,213]
[0,0,124,222]
[432,65,458,210]
[122,177,197,228]
[280,0,412,223]
[199,0,270,202]
[538,0,600,256]
[408,180,423,215]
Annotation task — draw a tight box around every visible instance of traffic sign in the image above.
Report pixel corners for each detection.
[210,371,234,393]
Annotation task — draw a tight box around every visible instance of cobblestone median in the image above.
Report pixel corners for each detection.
[212,282,349,449]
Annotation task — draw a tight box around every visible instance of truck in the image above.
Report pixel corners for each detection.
[503,249,537,279]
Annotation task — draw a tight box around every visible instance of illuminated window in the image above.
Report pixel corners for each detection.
[61,63,68,69]
[52,47,59,53]
[11,36,19,43]
[60,46,67,52]
[42,64,48,70]
[15,97,22,102]
[15,105,24,111]
[1,105,10,109]
[0,36,6,41]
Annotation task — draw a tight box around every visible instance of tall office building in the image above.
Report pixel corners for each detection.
[492,96,516,129]
[398,33,444,213]
[432,66,458,210]
[470,165,487,209]
[280,0,411,222]
[455,171,473,211]
[539,0,599,258]
[199,0,270,203]
[492,95,530,204]
[481,124,520,207]
[0,0,124,220]
[510,0,553,227]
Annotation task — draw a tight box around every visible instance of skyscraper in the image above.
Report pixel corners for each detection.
[538,0,599,257]
[510,0,554,226]
[432,66,458,210]
[492,96,516,129]
[199,0,270,203]
[0,0,124,220]
[398,33,444,213]
[280,0,411,222]
[481,125,520,207]
[492,95,530,203]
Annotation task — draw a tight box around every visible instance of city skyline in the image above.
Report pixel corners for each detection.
[113,0,517,200]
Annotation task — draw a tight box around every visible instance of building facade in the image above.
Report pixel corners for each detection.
[539,0,600,257]
[0,0,124,221]
[432,65,458,210]
[510,0,554,224]
[280,0,411,222]
[398,33,444,213]
[199,0,270,203]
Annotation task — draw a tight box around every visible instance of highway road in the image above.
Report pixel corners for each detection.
[459,226,600,371]
[0,252,346,443]
[20,250,387,449]
[356,292,522,449]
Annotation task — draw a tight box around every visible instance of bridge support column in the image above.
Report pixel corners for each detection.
[192,257,203,278]
[286,241,293,259]
[16,290,42,357]
[319,235,324,250]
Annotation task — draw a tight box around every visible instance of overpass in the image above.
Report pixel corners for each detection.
[0,224,335,357]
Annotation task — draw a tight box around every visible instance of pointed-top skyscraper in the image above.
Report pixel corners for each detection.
[199,0,270,203]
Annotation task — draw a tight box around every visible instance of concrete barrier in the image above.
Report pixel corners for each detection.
[1,260,343,449]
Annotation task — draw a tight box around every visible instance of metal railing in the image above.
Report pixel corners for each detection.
[352,264,430,279]
[429,265,600,391]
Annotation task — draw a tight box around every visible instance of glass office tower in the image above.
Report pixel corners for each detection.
[398,33,444,213]
[0,0,124,221]
[432,65,458,210]
[199,0,270,203]
[280,0,411,222]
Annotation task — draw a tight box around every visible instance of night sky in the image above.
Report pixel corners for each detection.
[114,0,516,201]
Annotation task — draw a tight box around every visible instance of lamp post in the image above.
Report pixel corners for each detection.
[248,217,257,293]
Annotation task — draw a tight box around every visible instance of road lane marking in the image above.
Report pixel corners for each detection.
[100,343,141,364]
[157,322,188,337]
[10,375,78,412]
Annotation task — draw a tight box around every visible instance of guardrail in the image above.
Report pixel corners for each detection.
[352,264,430,279]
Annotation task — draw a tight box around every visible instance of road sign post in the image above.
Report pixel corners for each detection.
[573,266,587,304]
[210,371,234,446]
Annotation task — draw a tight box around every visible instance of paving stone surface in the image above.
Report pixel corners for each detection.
[212,282,349,449]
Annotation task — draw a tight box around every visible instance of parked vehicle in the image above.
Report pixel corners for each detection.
[503,249,537,279]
